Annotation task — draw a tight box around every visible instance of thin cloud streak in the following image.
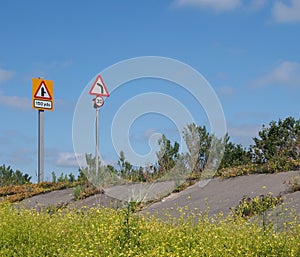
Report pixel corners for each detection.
[251,61,300,88]
[55,152,85,168]
[173,0,241,11]
[173,0,300,24]
[227,123,261,147]
[0,92,31,111]
[216,85,235,97]
[0,68,14,84]
[248,0,268,10]
[273,0,300,23]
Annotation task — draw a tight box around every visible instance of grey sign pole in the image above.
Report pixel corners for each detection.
[38,110,44,183]
[95,107,99,174]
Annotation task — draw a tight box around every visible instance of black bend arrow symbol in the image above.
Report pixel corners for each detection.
[97,82,104,94]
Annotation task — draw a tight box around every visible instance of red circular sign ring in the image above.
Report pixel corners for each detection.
[94,96,104,108]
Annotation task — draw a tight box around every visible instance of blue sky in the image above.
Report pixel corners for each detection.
[0,0,299,181]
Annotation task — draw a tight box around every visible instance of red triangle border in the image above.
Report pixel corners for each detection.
[89,75,110,97]
[34,81,53,100]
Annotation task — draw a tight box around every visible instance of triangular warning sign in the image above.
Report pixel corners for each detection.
[34,81,52,100]
[89,75,110,97]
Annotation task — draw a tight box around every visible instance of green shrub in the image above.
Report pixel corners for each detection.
[233,193,283,218]
[0,165,31,186]
[285,175,300,192]
[73,185,84,200]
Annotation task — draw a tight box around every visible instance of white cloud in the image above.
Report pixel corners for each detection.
[216,85,235,96]
[0,134,35,168]
[227,124,261,146]
[0,92,31,110]
[142,128,159,140]
[8,147,35,166]
[55,152,85,167]
[172,0,300,22]
[253,61,300,88]
[248,0,268,10]
[55,98,76,113]
[174,0,241,11]
[0,130,35,145]
[0,92,71,113]
[55,152,114,168]
[0,68,14,84]
[235,111,270,120]
[272,0,300,23]
[131,128,160,142]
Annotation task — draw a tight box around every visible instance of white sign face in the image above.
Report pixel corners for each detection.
[34,82,52,99]
[89,75,110,97]
[94,96,104,108]
[34,99,52,109]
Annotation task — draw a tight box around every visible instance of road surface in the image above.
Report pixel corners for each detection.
[17,170,300,219]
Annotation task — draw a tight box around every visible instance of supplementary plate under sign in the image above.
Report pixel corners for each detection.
[33,99,52,109]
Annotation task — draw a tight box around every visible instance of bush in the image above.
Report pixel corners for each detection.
[251,117,300,164]
[233,193,283,218]
[284,175,300,192]
[0,165,31,186]
[72,184,102,200]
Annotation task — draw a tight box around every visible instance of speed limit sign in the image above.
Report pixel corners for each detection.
[94,96,104,108]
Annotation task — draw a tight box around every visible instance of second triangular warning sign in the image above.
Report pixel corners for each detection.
[34,81,52,100]
[89,75,110,97]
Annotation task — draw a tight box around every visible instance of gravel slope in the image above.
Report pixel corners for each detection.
[144,170,300,217]
[17,170,300,218]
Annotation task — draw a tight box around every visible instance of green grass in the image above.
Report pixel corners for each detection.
[0,203,299,256]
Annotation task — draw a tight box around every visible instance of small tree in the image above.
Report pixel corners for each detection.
[57,172,68,183]
[156,134,180,175]
[0,165,31,186]
[118,150,133,179]
[106,165,118,176]
[251,117,300,164]
[182,123,212,173]
[51,171,57,184]
[219,134,252,169]
[77,168,89,185]
[68,173,75,183]
[78,154,117,188]
[85,153,101,172]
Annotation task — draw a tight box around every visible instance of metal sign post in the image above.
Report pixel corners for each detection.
[93,97,104,173]
[95,107,99,174]
[38,110,44,183]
